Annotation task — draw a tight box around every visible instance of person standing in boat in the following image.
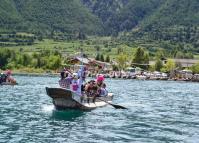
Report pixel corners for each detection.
[71,73,79,91]
[59,71,66,88]
[74,66,87,94]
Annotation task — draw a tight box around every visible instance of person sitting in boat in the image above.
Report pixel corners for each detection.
[84,80,98,96]
[96,75,106,88]
[96,75,107,97]
[84,80,98,102]
[99,84,108,97]
[0,73,7,84]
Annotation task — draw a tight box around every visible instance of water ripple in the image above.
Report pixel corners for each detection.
[0,76,199,142]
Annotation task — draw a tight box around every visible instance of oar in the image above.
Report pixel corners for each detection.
[97,98,127,109]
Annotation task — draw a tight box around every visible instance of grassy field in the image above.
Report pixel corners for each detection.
[1,34,198,61]
[0,37,136,60]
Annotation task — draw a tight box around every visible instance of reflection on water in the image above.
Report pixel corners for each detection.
[0,76,199,143]
[51,110,85,121]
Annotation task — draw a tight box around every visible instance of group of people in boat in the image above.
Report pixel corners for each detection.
[0,70,16,85]
[59,67,108,98]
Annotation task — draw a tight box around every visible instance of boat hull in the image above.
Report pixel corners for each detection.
[0,82,18,85]
[46,87,113,110]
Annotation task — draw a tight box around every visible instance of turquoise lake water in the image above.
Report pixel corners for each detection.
[0,76,199,143]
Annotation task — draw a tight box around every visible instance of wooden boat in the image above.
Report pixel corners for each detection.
[46,87,113,110]
[0,82,18,85]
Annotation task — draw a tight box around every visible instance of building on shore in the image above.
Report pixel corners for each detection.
[68,56,112,74]
[150,58,199,68]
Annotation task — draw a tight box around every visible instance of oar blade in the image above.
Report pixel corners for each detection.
[111,104,128,109]
[96,97,127,109]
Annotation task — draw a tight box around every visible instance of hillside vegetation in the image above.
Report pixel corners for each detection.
[0,0,102,36]
[131,0,199,43]
[0,0,199,52]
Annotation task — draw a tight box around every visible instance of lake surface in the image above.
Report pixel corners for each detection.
[0,76,199,143]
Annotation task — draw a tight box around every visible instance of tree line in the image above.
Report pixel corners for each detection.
[115,47,199,74]
[0,49,62,71]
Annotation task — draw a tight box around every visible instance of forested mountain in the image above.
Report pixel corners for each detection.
[0,0,22,32]
[81,0,164,35]
[0,0,199,46]
[0,0,102,36]
[124,0,199,50]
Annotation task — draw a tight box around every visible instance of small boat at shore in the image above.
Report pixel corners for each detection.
[136,75,147,80]
[46,87,114,110]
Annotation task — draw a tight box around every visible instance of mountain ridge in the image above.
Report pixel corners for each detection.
[0,0,199,46]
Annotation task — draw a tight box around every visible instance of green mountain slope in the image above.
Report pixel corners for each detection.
[142,0,199,29]
[0,0,103,36]
[0,0,199,46]
[124,0,199,48]
[0,0,22,32]
[81,0,163,35]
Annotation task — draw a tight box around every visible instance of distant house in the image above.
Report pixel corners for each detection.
[70,56,90,66]
[149,58,199,68]
[173,59,199,68]
[91,60,112,71]
[69,56,112,72]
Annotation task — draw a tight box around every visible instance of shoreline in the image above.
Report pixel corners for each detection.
[13,72,59,77]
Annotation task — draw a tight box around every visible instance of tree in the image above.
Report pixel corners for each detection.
[100,54,104,62]
[47,55,61,70]
[191,63,199,74]
[155,59,163,71]
[132,47,149,69]
[95,53,100,61]
[175,51,184,59]
[94,45,100,52]
[22,54,31,66]
[165,59,176,72]
[132,47,145,63]
[105,55,110,63]
[156,49,166,60]
[0,49,11,69]
[116,53,128,71]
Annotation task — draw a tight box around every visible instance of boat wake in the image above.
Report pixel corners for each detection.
[41,105,55,113]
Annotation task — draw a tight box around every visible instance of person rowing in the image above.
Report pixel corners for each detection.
[84,75,108,102]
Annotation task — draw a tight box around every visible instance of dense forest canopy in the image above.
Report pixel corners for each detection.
[0,0,199,51]
[0,0,103,36]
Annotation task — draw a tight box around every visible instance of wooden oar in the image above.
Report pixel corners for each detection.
[97,98,127,109]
